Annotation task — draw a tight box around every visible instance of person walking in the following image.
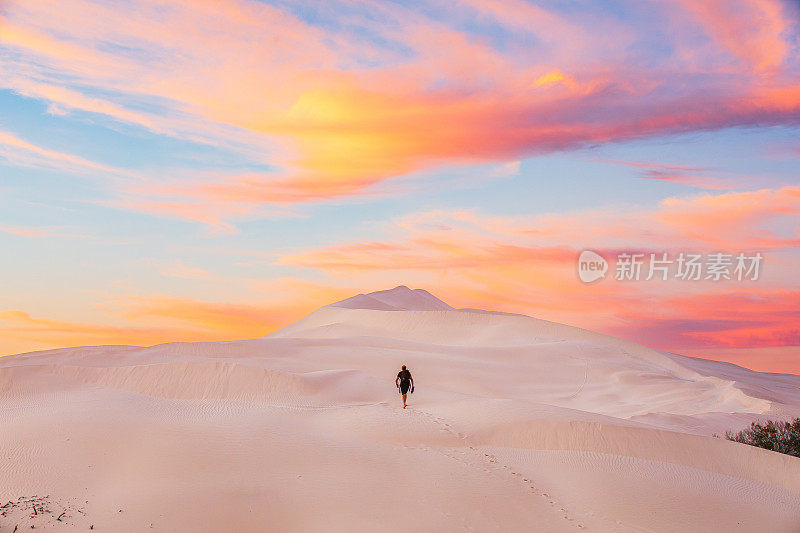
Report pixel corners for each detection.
[396,365,414,408]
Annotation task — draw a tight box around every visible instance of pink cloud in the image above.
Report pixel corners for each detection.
[656,186,800,249]
[1,0,799,226]
[0,226,57,238]
[597,160,743,190]
[605,289,800,351]
[0,129,115,175]
[674,0,793,73]
[276,186,800,361]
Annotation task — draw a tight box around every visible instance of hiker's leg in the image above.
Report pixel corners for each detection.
[402,393,407,408]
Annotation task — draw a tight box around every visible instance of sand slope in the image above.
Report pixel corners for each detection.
[2,286,799,531]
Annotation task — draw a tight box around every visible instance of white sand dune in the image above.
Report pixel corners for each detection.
[2,285,799,531]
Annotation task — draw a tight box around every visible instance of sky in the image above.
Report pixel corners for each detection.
[0,0,799,373]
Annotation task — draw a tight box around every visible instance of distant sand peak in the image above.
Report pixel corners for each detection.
[328,285,454,311]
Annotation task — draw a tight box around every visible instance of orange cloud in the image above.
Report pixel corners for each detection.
[0,310,186,352]
[279,187,800,275]
[688,346,800,374]
[0,279,357,357]
[114,295,293,335]
[532,70,578,90]
[275,186,800,363]
[2,0,799,227]
[656,186,800,248]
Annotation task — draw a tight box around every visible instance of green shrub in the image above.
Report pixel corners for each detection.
[724,418,800,457]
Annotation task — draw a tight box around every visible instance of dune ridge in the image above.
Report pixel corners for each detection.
[2,286,799,531]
